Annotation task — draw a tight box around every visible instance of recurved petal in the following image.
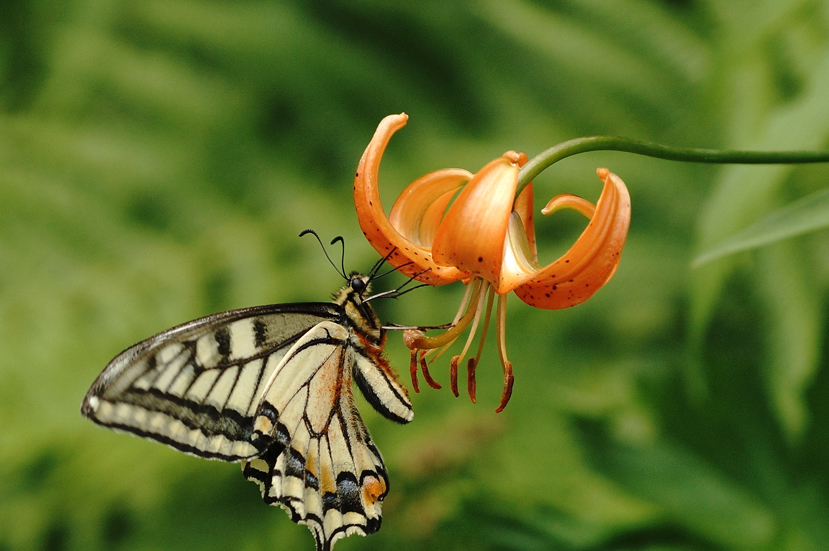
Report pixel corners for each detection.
[354,113,464,285]
[513,182,537,262]
[541,194,596,218]
[513,168,631,309]
[498,212,543,293]
[431,152,523,289]
[495,183,543,294]
[389,168,472,247]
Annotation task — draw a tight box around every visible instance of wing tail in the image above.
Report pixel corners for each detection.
[244,321,390,551]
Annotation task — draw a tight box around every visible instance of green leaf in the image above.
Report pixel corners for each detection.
[756,243,821,442]
[581,427,776,549]
[689,35,829,396]
[693,186,829,266]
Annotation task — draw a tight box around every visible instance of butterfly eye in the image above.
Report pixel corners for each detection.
[351,277,367,294]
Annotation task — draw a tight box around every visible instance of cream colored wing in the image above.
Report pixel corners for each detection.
[243,320,399,551]
[81,304,340,461]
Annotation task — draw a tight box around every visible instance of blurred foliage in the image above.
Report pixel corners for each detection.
[2,0,829,550]
[694,185,829,267]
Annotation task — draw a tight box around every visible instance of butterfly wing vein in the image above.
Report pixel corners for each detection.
[81,293,413,551]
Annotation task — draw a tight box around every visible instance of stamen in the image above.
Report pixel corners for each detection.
[401,278,514,410]
[402,280,483,350]
[409,351,420,393]
[452,280,477,325]
[471,288,496,376]
[496,294,509,366]
[451,282,491,371]
[422,279,487,372]
[419,351,442,389]
[467,358,477,403]
[494,293,514,412]
[496,362,514,413]
[430,336,461,365]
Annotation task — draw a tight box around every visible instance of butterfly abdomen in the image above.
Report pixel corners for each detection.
[83,274,412,551]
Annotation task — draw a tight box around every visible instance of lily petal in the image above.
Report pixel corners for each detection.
[512,168,631,309]
[497,183,541,293]
[499,211,543,292]
[541,194,596,218]
[354,113,464,285]
[389,168,472,247]
[431,152,523,290]
[513,182,537,262]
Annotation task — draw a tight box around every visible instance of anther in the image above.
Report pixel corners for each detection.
[419,351,442,390]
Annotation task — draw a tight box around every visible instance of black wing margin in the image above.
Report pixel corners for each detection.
[81,302,341,461]
[242,321,392,551]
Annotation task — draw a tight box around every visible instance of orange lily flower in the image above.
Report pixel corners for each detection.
[354,113,631,411]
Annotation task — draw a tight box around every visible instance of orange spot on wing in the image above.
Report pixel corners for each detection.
[362,475,387,506]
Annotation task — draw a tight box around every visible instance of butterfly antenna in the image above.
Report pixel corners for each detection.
[329,236,347,279]
[299,229,347,280]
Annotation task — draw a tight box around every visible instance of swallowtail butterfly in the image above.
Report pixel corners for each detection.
[81,271,413,551]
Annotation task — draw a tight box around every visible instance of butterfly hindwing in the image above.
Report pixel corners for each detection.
[82,275,414,551]
[243,320,394,551]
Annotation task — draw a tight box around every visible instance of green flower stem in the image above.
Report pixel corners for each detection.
[516,136,829,196]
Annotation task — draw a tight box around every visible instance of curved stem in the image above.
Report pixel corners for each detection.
[517,136,829,196]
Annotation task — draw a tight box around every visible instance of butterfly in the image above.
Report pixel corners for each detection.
[81,259,414,551]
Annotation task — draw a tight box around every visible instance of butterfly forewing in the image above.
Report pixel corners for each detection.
[82,304,340,461]
[82,276,413,551]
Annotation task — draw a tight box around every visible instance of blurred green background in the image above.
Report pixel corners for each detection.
[2,0,829,550]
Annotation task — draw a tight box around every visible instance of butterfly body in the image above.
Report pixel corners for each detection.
[82,275,412,551]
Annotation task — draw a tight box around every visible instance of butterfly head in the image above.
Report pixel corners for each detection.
[349,273,370,297]
[335,272,382,336]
